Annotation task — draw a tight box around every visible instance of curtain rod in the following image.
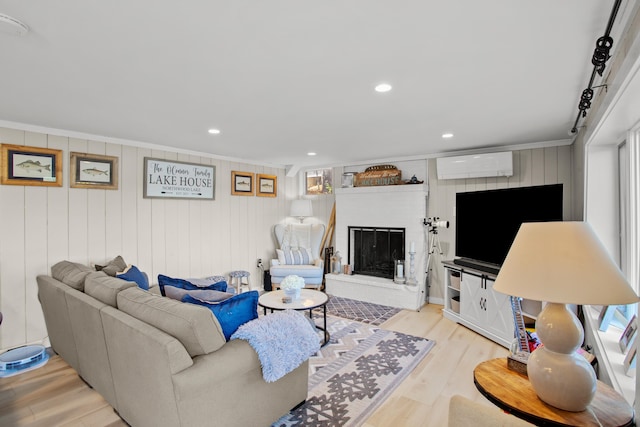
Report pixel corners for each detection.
[570,0,622,134]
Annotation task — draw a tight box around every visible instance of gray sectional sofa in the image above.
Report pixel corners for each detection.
[36,261,308,427]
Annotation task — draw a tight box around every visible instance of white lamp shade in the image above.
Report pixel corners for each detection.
[290,199,313,219]
[493,221,638,305]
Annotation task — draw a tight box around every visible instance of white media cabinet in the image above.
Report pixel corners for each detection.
[442,260,541,348]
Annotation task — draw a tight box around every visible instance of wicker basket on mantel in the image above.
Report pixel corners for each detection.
[354,165,402,187]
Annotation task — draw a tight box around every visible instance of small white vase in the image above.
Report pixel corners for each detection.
[284,288,301,301]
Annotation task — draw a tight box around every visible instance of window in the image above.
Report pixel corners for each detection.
[305,169,333,195]
[627,127,640,297]
[617,141,634,319]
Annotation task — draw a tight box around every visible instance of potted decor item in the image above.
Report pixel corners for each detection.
[280,274,305,300]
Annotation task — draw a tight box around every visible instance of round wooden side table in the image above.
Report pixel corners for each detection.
[473,358,635,427]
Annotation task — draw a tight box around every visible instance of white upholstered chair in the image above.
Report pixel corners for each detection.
[270,223,326,290]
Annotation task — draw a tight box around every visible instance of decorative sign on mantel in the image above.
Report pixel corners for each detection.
[143,157,215,200]
[354,164,402,187]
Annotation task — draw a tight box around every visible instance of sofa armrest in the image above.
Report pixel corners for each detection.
[173,339,260,390]
[172,339,309,427]
[314,259,324,268]
[271,259,281,267]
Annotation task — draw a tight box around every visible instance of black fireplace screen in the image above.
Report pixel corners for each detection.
[348,226,405,279]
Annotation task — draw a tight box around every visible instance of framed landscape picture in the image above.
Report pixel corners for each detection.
[257,173,277,197]
[70,152,119,190]
[231,171,254,196]
[0,144,63,187]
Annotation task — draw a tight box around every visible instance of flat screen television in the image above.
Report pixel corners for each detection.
[454,184,563,274]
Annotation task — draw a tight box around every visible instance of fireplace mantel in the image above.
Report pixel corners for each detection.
[335,183,428,196]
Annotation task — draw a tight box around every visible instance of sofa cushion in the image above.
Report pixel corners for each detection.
[158,274,227,296]
[182,291,259,341]
[117,287,226,356]
[51,260,94,291]
[95,255,128,277]
[116,265,149,290]
[270,264,324,279]
[164,287,233,303]
[276,248,314,265]
[85,272,136,307]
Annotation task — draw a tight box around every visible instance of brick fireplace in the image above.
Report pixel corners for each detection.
[325,184,428,310]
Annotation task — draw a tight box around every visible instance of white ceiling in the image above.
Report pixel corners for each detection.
[0,1,625,169]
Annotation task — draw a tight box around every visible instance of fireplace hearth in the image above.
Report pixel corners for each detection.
[348,226,405,279]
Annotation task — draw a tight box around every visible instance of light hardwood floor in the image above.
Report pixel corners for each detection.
[0,304,508,426]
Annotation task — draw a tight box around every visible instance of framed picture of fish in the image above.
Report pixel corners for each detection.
[0,144,63,187]
[70,152,119,190]
[256,174,277,197]
[231,171,254,196]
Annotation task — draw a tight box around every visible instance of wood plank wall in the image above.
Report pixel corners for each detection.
[425,146,574,303]
[0,126,302,351]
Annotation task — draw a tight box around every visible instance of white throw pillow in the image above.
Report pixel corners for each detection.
[276,248,314,265]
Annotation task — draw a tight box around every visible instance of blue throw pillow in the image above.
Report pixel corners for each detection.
[117,265,149,290]
[182,291,259,341]
[158,274,227,296]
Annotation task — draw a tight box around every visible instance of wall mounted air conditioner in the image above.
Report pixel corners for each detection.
[436,151,513,180]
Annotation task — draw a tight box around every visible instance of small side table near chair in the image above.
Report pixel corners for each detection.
[228,270,250,294]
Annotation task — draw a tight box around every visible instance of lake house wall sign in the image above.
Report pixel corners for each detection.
[144,157,216,200]
[354,164,401,187]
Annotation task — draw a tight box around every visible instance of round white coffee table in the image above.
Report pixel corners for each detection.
[258,289,330,346]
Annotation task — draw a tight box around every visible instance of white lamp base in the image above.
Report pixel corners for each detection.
[527,302,596,412]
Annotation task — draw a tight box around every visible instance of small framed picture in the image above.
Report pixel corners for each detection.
[624,344,637,377]
[231,171,254,196]
[619,314,637,353]
[70,152,119,190]
[0,144,63,187]
[256,174,277,197]
[342,172,354,188]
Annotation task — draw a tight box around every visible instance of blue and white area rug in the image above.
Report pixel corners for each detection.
[320,295,402,326]
[273,316,435,426]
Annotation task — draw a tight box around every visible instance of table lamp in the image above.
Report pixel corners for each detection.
[290,199,313,223]
[493,221,638,412]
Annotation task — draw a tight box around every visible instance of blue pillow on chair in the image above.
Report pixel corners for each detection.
[182,291,259,341]
[158,274,228,296]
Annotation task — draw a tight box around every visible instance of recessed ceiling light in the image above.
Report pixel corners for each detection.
[442,133,454,139]
[208,128,221,135]
[375,83,392,93]
[307,152,317,156]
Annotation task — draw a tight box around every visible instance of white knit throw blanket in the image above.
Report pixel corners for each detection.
[282,223,311,251]
[231,310,320,382]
